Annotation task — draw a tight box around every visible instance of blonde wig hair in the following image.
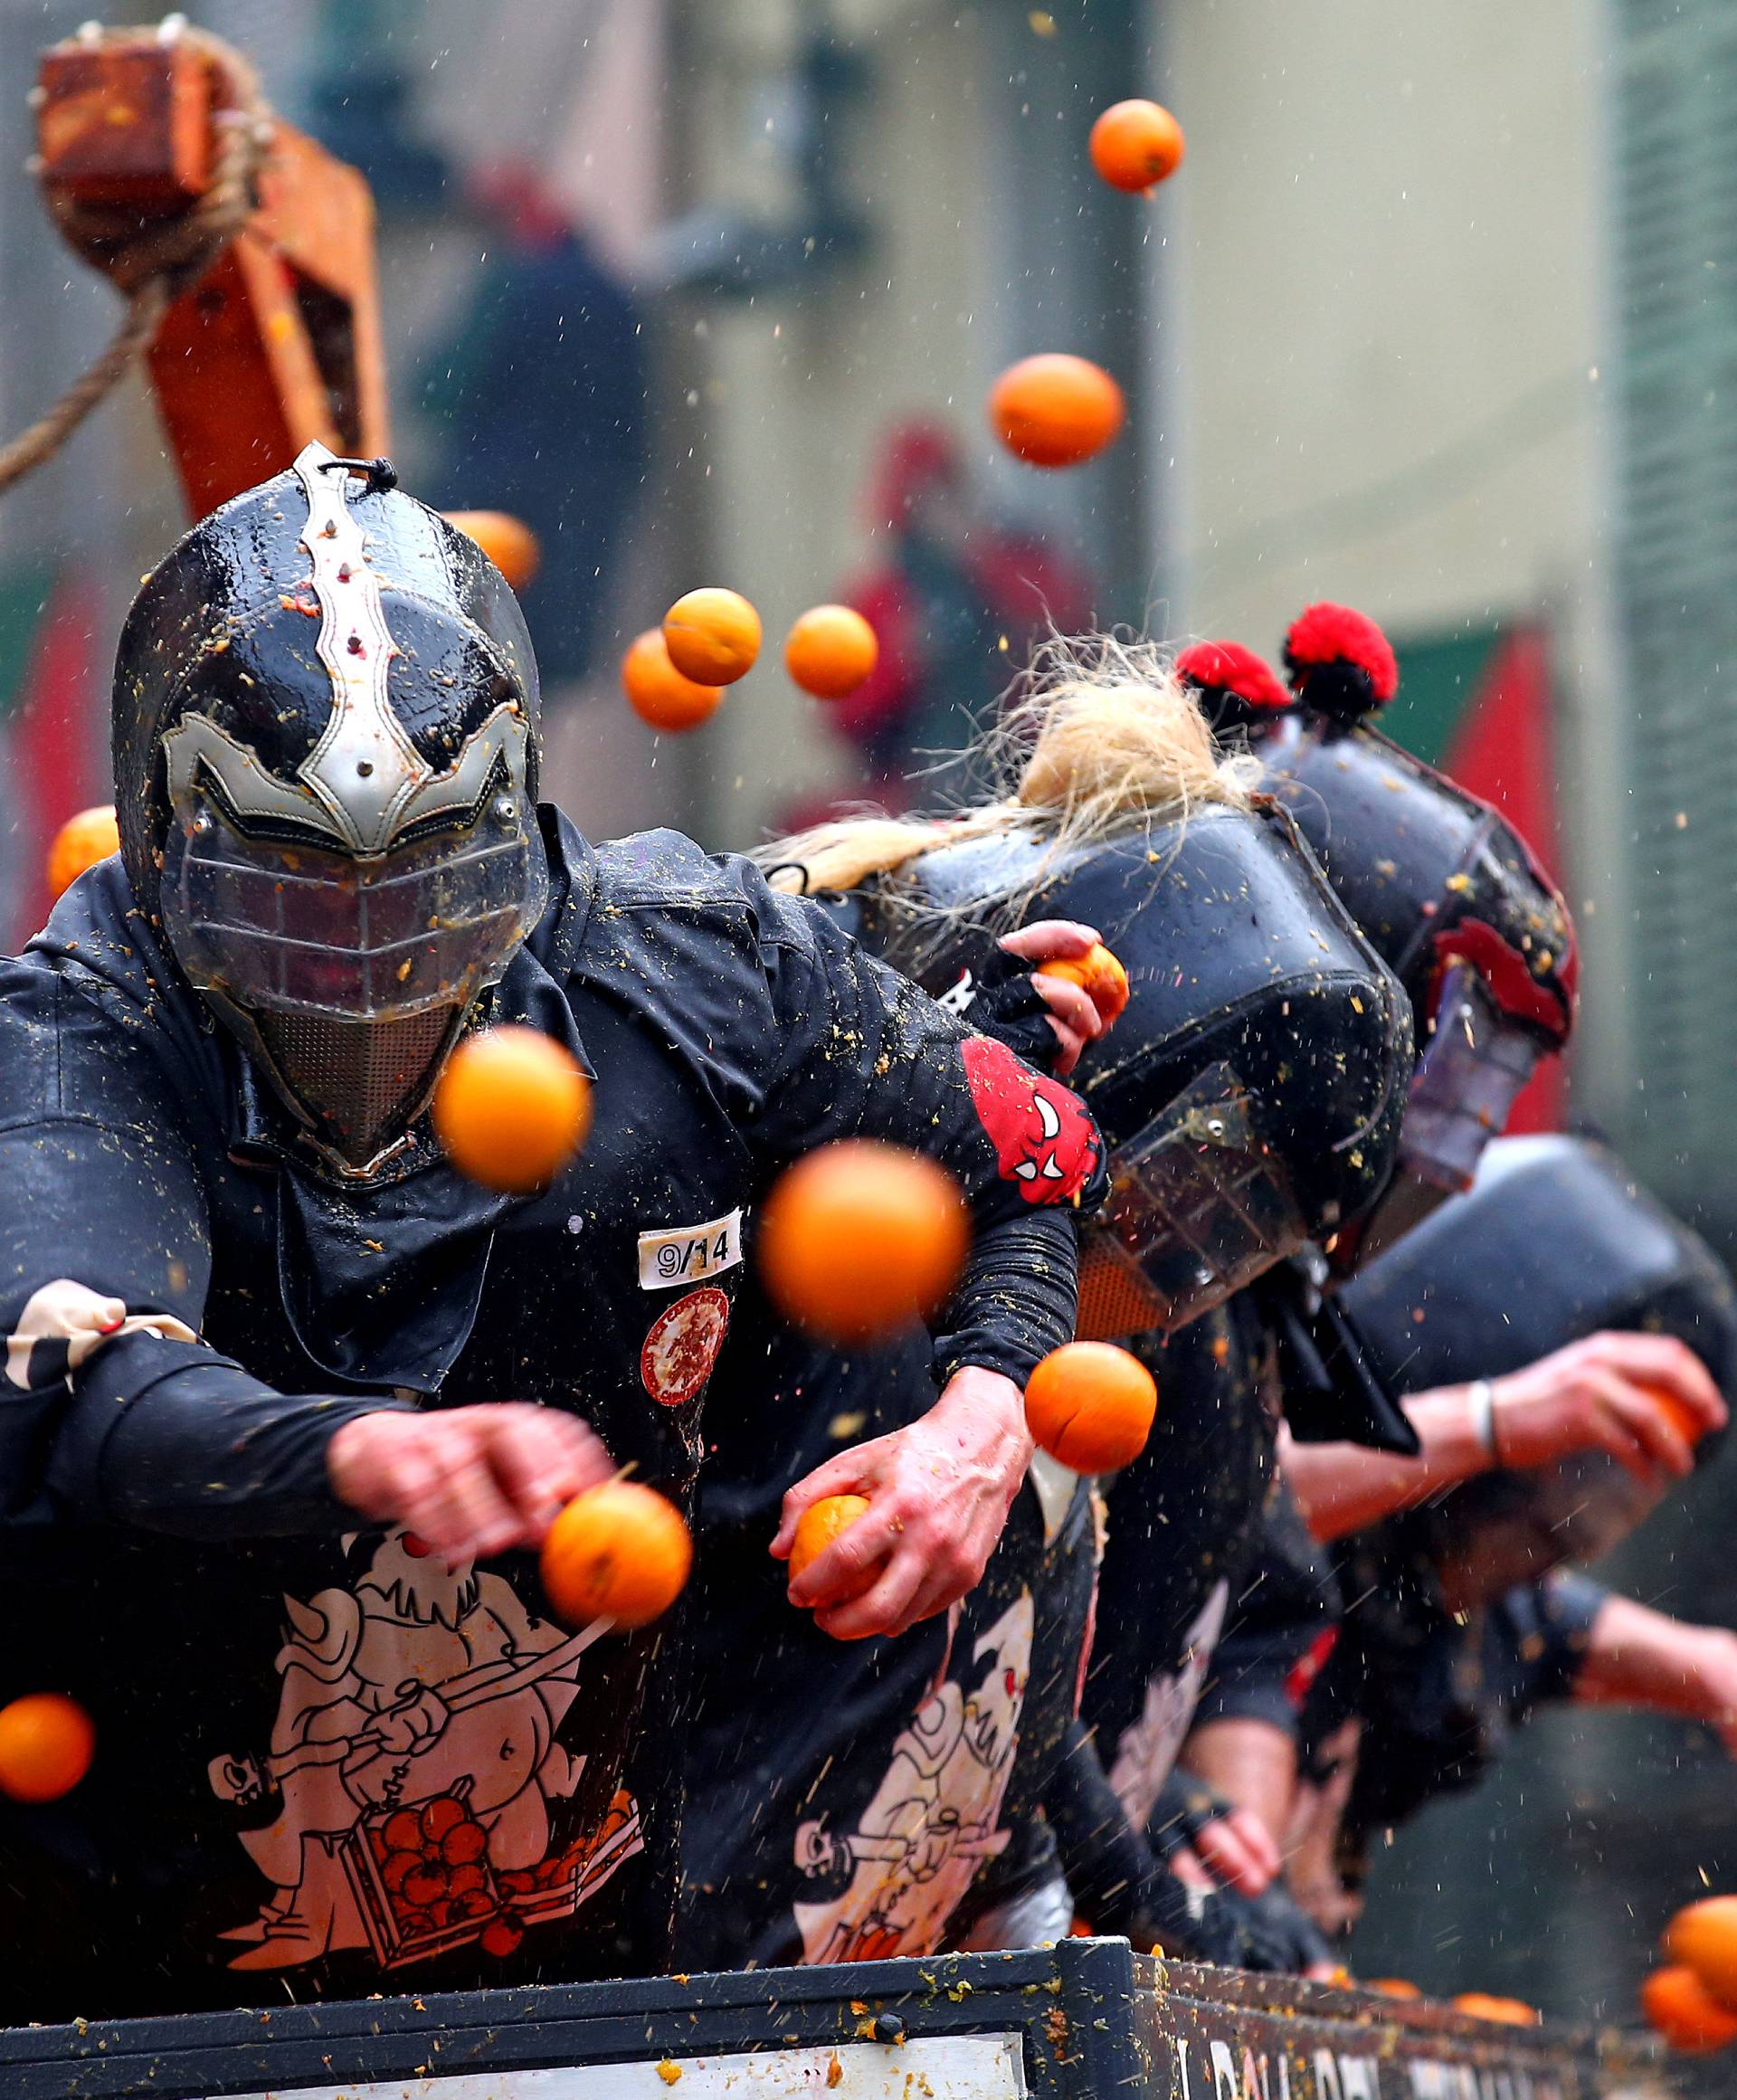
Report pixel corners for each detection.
[759,634,1256,904]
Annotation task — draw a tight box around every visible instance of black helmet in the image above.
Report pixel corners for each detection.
[1187,607,1577,1260]
[1340,1134,1737,1602]
[112,442,547,1177]
[851,801,1415,1342]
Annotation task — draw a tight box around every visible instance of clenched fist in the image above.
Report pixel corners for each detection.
[327,1402,612,1566]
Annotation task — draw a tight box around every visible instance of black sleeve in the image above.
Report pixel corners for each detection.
[746,873,1106,1387]
[0,974,401,1539]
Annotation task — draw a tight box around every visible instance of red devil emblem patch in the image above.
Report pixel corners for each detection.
[961,1035,1101,1205]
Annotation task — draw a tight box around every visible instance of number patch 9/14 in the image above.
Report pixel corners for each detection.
[636,1208,744,1290]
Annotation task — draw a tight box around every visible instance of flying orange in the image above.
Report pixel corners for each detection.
[1025,1341,1157,1472]
[441,510,541,591]
[622,629,725,733]
[1642,1966,1737,2053]
[1667,1896,1737,2009]
[1089,100,1186,192]
[663,587,763,686]
[989,355,1125,470]
[432,1025,592,1193]
[0,1692,96,1803]
[757,1140,969,1345]
[785,604,879,699]
[46,804,120,901]
[541,1480,693,1630]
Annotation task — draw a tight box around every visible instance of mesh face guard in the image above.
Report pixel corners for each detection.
[1075,1065,1310,1341]
[161,782,548,1170]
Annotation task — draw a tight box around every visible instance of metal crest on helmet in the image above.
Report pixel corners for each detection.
[161,440,529,856]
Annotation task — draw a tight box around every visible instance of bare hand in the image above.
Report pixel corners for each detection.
[772,1365,1034,1640]
[1169,1805,1283,1897]
[1690,1630,1737,1759]
[999,920,1105,1076]
[327,1402,612,1567]
[1491,1331,1726,1482]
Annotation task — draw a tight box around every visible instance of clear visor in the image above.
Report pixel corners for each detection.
[1075,1064,1309,1341]
[1400,964,1541,1193]
[160,784,550,1024]
[1336,966,1542,1269]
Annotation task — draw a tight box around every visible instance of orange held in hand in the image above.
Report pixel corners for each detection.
[540,1479,693,1630]
[1025,1341,1157,1473]
[1667,1896,1737,2009]
[789,1494,872,1586]
[432,1025,592,1193]
[989,355,1125,470]
[0,1692,96,1802]
[1036,943,1131,1025]
[757,1140,970,1346]
[784,604,879,699]
[46,804,120,900]
[441,510,541,591]
[1643,1966,1737,2053]
[1450,1993,1539,2028]
[1089,100,1186,192]
[663,587,763,686]
[1641,1382,1713,1454]
[622,628,724,733]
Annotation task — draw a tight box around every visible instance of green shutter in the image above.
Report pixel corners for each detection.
[1613,0,1737,1204]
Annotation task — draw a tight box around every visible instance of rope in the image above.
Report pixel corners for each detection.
[0,22,274,497]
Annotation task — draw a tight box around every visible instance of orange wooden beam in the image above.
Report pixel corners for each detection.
[35,27,388,519]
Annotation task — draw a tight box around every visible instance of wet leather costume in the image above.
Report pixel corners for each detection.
[0,449,1100,2020]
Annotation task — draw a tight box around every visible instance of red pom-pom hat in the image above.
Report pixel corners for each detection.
[1283,603,1399,725]
[1174,639,1292,722]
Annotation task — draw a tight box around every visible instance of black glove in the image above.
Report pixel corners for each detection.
[1147,1769,1239,1858]
[942,944,1061,1071]
[1172,1879,1336,1973]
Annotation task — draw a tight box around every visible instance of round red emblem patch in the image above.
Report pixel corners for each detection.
[641,1287,731,1407]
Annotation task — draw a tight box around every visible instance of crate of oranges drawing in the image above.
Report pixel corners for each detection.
[344,1782,641,1969]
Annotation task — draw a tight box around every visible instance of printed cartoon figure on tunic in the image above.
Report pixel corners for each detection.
[790,1593,1034,1963]
[205,1526,641,1972]
[1106,1578,1230,1831]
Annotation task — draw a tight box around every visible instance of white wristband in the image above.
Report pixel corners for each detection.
[1466,1378,1498,1461]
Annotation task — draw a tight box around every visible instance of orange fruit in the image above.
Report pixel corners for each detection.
[1089,100,1186,192]
[1025,1341,1157,1472]
[540,1479,693,1630]
[432,1024,592,1193]
[989,355,1125,470]
[1366,1979,1422,2000]
[622,628,724,734]
[441,510,541,591]
[1642,1966,1737,2053]
[1667,1896,1737,2008]
[1035,942,1131,1025]
[0,1692,96,1802]
[46,804,120,901]
[1639,1382,1713,1452]
[784,604,879,699]
[662,587,763,686]
[789,1494,872,1585]
[757,1140,970,1346]
[1450,1993,1539,2027]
